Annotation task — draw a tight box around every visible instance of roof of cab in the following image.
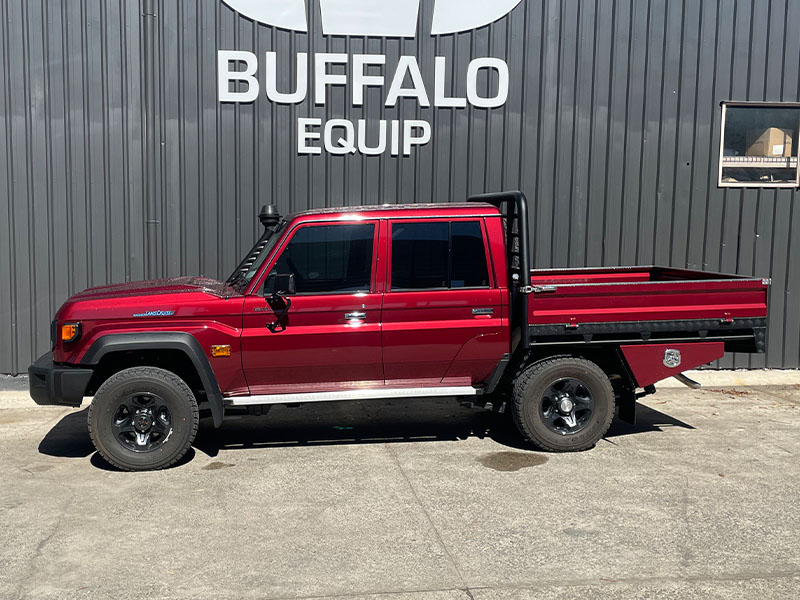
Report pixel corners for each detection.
[287,202,501,222]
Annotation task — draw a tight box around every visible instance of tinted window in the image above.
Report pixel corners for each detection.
[391,222,449,289]
[391,221,489,290]
[451,221,489,287]
[269,223,374,294]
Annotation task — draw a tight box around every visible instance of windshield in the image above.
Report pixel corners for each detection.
[227,220,287,292]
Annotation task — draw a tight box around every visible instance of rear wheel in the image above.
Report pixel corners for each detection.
[511,357,614,452]
[88,367,199,471]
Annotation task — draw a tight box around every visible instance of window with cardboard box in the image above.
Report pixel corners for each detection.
[719,103,800,188]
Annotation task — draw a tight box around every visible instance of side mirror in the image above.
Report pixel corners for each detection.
[273,273,296,296]
[264,272,296,297]
[265,273,294,333]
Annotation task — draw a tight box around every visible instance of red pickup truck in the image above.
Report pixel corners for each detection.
[29,191,769,471]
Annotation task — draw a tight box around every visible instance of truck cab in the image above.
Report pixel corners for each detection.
[29,191,769,470]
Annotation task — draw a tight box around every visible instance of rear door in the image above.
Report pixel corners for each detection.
[381,218,503,385]
[241,220,383,393]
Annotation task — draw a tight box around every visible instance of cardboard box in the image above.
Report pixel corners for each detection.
[746,127,793,157]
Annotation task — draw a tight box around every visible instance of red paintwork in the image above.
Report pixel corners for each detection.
[53,279,250,395]
[484,217,509,290]
[620,342,725,387]
[241,292,384,393]
[49,203,768,396]
[382,288,505,382]
[529,267,768,325]
[531,271,652,284]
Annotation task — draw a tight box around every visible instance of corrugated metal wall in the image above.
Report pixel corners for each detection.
[1,0,798,374]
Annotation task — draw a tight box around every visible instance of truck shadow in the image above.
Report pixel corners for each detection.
[194,399,694,457]
[38,399,693,468]
[36,407,195,471]
[38,408,94,458]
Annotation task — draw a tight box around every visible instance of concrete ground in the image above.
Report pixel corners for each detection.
[1,372,799,599]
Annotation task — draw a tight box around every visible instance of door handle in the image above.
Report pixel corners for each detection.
[472,308,494,316]
[345,311,367,321]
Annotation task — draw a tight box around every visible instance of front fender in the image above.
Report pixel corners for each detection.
[82,332,225,427]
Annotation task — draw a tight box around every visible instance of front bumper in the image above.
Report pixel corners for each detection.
[28,353,93,407]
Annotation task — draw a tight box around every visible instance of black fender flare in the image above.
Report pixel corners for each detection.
[82,332,225,427]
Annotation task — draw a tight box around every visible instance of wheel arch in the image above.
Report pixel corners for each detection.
[506,346,638,423]
[82,332,225,427]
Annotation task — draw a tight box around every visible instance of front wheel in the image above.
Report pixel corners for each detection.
[88,367,199,471]
[511,357,615,452]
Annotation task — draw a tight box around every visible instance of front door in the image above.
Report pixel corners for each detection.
[241,220,383,394]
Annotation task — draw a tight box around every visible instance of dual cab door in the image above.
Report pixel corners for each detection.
[240,217,504,395]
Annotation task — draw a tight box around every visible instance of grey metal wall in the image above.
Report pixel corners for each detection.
[1,0,799,374]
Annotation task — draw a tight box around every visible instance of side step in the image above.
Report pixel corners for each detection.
[228,386,478,406]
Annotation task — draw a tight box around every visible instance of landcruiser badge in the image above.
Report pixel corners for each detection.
[663,349,682,368]
[132,310,175,317]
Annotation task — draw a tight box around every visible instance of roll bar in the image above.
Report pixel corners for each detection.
[468,190,532,350]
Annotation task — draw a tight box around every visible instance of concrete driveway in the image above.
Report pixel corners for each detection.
[1,375,799,599]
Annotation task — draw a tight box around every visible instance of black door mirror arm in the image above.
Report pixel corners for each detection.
[266,293,292,333]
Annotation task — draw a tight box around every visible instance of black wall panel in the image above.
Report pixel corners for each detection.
[1,0,798,373]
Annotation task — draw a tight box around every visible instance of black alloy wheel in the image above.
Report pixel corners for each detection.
[539,377,595,435]
[113,392,173,452]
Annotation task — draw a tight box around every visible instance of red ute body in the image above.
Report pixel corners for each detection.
[39,200,769,417]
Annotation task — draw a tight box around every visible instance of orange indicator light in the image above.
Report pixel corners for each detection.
[61,323,80,342]
[210,345,231,357]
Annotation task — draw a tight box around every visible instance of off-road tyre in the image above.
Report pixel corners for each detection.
[511,357,615,452]
[88,367,199,471]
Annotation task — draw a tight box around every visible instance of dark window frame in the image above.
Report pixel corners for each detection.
[260,220,379,296]
[388,218,492,292]
[719,101,800,188]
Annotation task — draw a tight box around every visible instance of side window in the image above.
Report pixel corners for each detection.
[390,220,490,290]
[451,221,490,288]
[391,222,449,289]
[268,223,375,294]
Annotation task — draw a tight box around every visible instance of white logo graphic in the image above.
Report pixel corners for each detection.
[663,349,682,369]
[221,0,524,36]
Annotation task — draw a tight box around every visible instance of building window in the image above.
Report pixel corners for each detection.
[719,103,800,188]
